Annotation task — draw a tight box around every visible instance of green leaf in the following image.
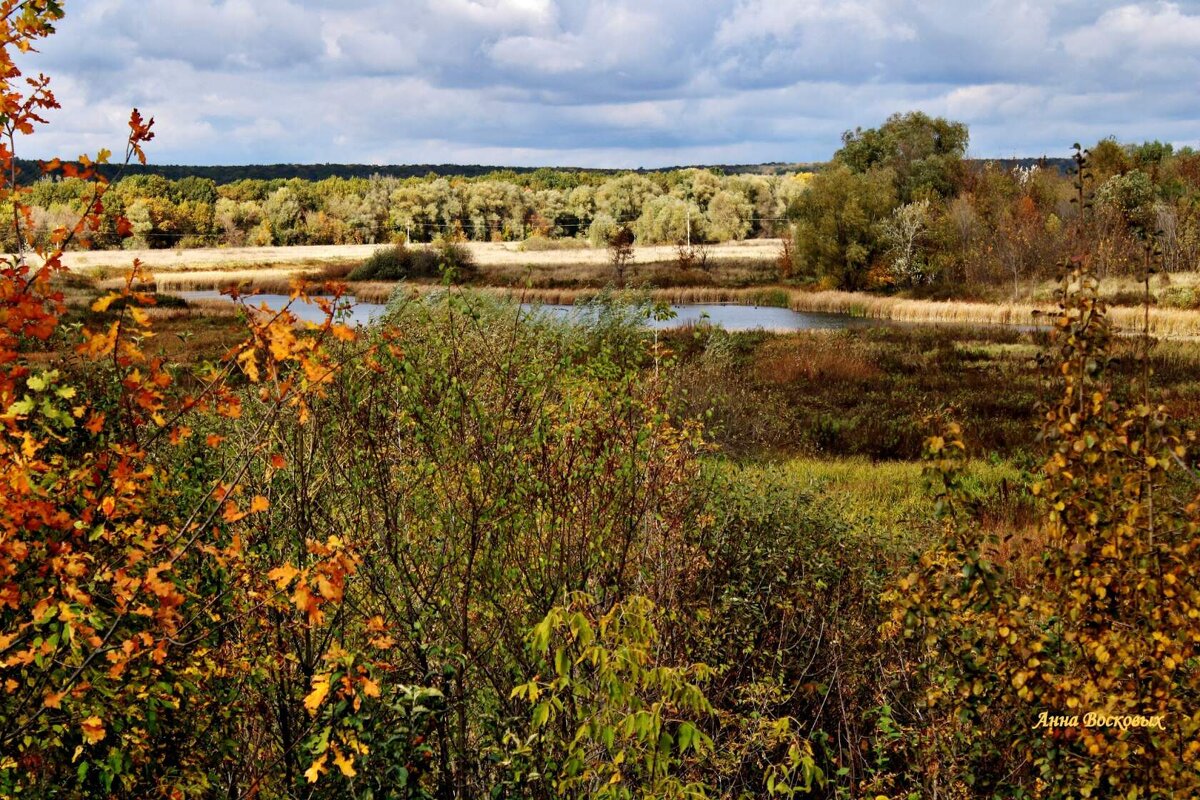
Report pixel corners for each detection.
[7,397,34,416]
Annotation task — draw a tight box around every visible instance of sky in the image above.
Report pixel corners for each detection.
[14,0,1200,168]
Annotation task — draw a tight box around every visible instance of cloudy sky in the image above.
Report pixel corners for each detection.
[15,0,1200,168]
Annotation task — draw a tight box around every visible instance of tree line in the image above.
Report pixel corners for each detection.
[785,112,1200,292]
[19,112,1198,301]
[16,167,807,250]
[13,158,814,186]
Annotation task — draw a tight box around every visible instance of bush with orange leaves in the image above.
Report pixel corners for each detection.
[0,4,359,795]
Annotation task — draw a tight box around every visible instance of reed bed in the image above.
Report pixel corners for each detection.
[149,268,322,293]
[791,290,1200,337]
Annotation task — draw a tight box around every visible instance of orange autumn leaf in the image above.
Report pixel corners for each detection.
[292,581,323,624]
[267,564,299,589]
[84,411,105,434]
[315,573,343,603]
[249,495,269,513]
[221,502,247,524]
[80,716,106,744]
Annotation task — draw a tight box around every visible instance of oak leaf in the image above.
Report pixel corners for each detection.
[304,675,331,715]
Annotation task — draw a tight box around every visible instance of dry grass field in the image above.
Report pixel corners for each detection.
[45,238,784,273]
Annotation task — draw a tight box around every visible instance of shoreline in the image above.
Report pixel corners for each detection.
[160,280,1200,339]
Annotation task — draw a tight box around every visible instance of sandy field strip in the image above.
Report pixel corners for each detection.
[43,238,784,273]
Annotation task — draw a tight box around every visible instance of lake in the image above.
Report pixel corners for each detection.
[175,291,877,332]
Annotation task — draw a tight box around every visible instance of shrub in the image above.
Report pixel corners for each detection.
[518,235,588,252]
[890,259,1200,797]
[433,238,478,281]
[349,241,476,282]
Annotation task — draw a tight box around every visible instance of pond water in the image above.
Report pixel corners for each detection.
[531,303,878,331]
[177,291,387,327]
[175,290,877,332]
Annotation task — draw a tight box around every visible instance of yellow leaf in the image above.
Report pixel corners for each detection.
[361,677,380,698]
[81,716,106,744]
[304,753,327,783]
[267,564,299,589]
[304,675,331,715]
[250,495,270,514]
[333,747,357,777]
[90,293,121,313]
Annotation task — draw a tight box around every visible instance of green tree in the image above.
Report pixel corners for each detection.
[596,174,662,225]
[836,111,968,202]
[706,189,753,243]
[789,165,897,288]
[635,195,704,245]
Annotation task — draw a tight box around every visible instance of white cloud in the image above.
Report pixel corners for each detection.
[1064,2,1200,83]
[7,0,1200,167]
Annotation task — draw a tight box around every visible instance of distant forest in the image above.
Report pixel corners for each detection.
[13,157,1070,185]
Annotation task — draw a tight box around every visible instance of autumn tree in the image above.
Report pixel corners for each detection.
[890,257,1200,796]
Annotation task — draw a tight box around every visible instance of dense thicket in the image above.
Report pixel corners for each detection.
[786,113,1200,292]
